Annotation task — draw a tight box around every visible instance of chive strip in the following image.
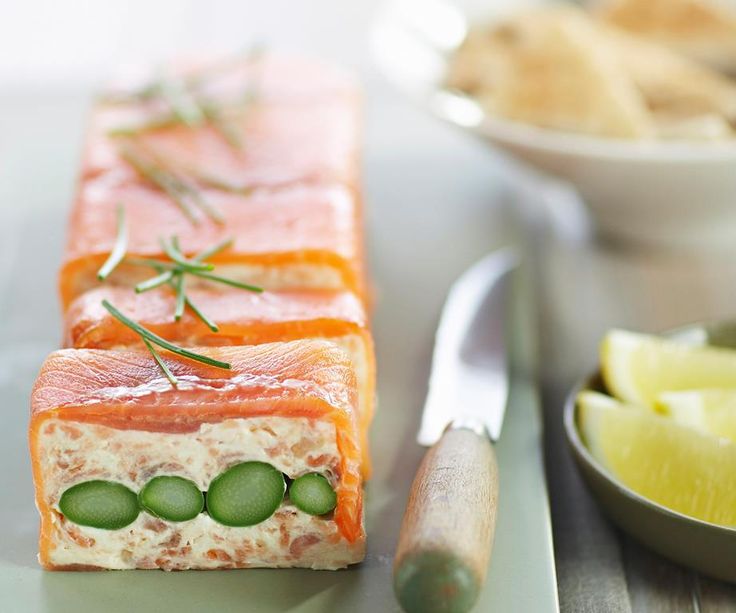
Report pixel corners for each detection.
[130,145,225,226]
[108,115,181,137]
[194,173,254,195]
[193,237,233,262]
[187,269,263,293]
[158,78,205,127]
[181,185,226,225]
[160,237,213,271]
[200,99,243,149]
[102,300,231,370]
[125,257,177,271]
[185,296,219,333]
[132,237,232,295]
[142,338,178,387]
[135,270,174,293]
[97,204,128,280]
[119,146,199,224]
[174,273,186,321]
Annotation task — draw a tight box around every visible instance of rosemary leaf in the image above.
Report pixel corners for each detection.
[102,300,231,370]
[97,203,128,281]
[188,269,263,293]
[142,337,179,387]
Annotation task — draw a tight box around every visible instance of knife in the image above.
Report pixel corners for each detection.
[393,249,518,613]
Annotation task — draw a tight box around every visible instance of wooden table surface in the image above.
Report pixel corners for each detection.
[527,186,736,612]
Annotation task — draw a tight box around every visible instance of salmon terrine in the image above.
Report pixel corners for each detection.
[59,52,365,308]
[63,286,376,477]
[30,340,365,570]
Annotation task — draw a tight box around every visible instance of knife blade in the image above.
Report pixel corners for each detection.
[393,249,518,613]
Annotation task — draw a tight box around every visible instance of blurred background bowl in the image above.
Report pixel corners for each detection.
[372,0,736,251]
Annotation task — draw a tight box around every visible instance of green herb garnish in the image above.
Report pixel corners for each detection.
[184,295,219,333]
[118,144,199,223]
[102,299,231,383]
[104,47,262,148]
[107,115,182,137]
[96,208,261,334]
[134,269,174,293]
[129,235,262,329]
[142,337,179,387]
[119,143,225,225]
[161,236,213,272]
[96,203,127,280]
[186,269,263,293]
[157,77,205,127]
[173,273,186,322]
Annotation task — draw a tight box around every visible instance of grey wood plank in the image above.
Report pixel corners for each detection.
[698,577,736,612]
[542,381,632,613]
[622,538,697,613]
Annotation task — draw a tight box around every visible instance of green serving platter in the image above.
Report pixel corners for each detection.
[565,321,736,584]
[0,88,558,612]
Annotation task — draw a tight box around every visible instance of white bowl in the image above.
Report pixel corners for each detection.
[372,0,736,250]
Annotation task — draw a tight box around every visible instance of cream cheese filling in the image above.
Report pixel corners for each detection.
[69,261,346,304]
[38,416,364,569]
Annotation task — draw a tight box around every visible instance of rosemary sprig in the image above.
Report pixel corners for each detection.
[102,299,231,370]
[97,203,127,280]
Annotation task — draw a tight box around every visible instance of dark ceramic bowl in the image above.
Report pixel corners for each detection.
[564,321,736,583]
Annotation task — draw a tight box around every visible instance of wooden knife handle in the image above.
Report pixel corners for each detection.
[393,427,499,613]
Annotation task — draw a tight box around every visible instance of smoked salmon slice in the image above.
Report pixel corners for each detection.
[85,52,361,188]
[30,340,365,570]
[60,181,365,309]
[59,52,365,309]
[63,286,376,477]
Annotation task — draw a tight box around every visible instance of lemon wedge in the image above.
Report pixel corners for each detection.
[657,390,736,442]
[578,390,736,526]
[601,330,736,408]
